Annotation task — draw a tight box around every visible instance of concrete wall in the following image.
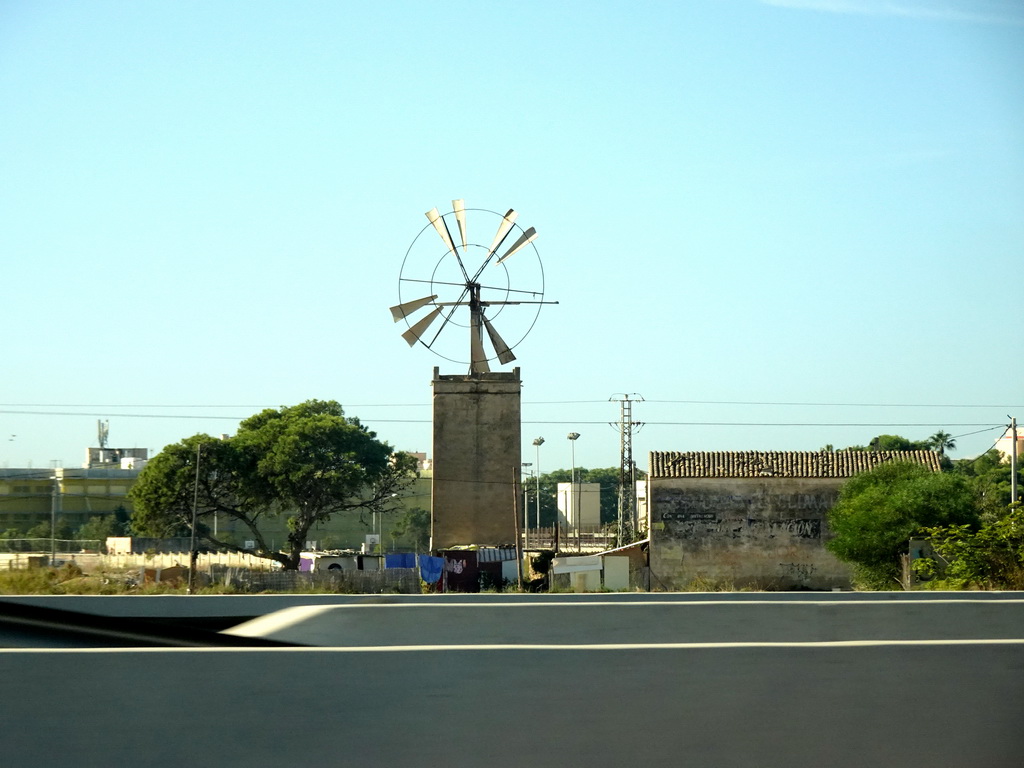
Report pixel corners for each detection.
[650,477,853,590]
[431,368,521,549]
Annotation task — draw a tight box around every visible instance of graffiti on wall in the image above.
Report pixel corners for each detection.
[660,516,822,540]
[658,489,837,514]
[654,486,836,542]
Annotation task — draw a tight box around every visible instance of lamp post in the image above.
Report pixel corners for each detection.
[532,437,544,535]
[50,472,61,566]
[188,441,202,594]
[567,432,580,550]
[521,462,532,550]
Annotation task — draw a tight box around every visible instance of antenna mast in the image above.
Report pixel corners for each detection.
[610,394,643,546]
[97,420,109,449]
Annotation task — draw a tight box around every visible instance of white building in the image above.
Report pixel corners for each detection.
[556,482,601,532]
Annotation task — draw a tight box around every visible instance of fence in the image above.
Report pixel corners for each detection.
[524,527,617,553]
[228,567,421,594]
[0,538,102,554]
[103,550,275,572]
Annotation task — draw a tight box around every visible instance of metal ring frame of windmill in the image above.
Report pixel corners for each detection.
[390,201,555,374]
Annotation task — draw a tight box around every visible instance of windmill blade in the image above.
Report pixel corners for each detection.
[425,207,456,254]
[401,306,444,346]
[495,227,538,265]
[485,209,518,258]
[453,199,468,250]
[390,295,438,322]
[470,309,490,373]
[483,315,517,365]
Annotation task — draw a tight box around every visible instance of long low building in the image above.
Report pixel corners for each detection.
[646,449,942,590]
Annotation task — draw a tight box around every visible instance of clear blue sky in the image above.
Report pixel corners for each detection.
[1,0,1021,472]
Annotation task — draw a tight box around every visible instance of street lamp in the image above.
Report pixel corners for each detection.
[567,432,580,549]
[532,437,544,533]
[50,472,61,566]
[521,462,532,549]
[188,441,203,594]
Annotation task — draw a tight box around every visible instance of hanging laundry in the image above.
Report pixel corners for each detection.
[385,552,417,569]
[419,555,444,584]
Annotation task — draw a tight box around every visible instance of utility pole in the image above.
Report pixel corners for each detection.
[610,394,643,547]
[512,466,523,590]
[188,442,202,595]
[1011,416,1018,505]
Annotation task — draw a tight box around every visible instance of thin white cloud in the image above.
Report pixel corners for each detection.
[759,0,1024,25]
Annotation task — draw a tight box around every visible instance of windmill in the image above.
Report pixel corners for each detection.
[390,200,554,552]
[390,200,555,373]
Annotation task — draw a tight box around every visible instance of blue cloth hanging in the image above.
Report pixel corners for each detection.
[385,552,416,569]
[419,555,444,584]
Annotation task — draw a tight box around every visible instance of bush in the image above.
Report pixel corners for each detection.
[915,504,1024,589]
[827,462,978,589]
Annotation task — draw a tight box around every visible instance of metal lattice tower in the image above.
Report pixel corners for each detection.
[610,394,643,546]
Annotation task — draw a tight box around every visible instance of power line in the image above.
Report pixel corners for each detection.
[0,409,1005,429]
[0,410,248,420]
[642,400,1024,408]
[2,399,1021,408]
[950,426,1005,440]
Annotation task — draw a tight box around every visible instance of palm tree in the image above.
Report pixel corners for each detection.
[928,430,956,456]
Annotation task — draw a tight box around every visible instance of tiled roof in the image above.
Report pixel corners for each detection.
[649,450,943,479]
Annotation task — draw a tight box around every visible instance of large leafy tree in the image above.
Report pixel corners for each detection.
[129,400,417,569]
[952,449,1017,521]
[826,461,978,589]
[390,507,430,551]
[842,434,931,452]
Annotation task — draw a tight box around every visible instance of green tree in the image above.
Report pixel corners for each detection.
[76,515,122,544]
[26,519,73,541]
[826,461,978,589]
[927,430,956,456]
[129,400,417,569]
[843,434,931,452]
[952,449,1016,521]
[867,434,930,452]
[390,507,430,551]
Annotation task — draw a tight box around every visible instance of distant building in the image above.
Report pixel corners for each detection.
[646,450,943,591]
[406,452,432,471]
[85,446,148,469]
[0,466,141,532]
[556,482,601,533]
[995,427,1023,463]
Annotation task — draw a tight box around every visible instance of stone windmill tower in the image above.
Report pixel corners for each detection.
[390,200,554,549]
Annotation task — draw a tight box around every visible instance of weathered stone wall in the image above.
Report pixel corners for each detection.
[649,477,853,590]
[431,368,521,549]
